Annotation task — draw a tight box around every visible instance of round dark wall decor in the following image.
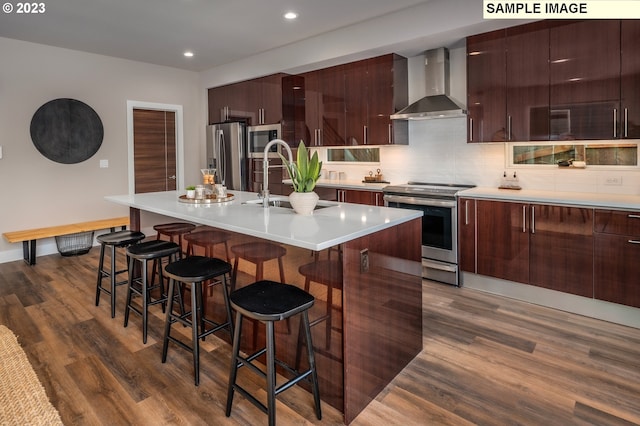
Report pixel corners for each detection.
[30,98,104,164]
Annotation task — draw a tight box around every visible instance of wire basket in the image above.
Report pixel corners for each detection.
[55,231,95,256]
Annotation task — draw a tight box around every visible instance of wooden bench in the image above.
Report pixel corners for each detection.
[3,217,130,265]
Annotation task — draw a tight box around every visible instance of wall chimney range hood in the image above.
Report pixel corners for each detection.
[391,47,466,120]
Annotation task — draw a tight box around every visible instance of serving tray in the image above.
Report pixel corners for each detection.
[178,193,234,204]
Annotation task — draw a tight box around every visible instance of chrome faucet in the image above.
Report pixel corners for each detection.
[262,139,293,208]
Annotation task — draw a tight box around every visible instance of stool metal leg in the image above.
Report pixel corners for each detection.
[302,310,322,420]
[191,281,201,386]
[266,320,276,426]
[95,243,106,307]
[161,278,176,363]
[225,311,244,417]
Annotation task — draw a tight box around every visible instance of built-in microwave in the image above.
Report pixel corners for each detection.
[247,123,282,158]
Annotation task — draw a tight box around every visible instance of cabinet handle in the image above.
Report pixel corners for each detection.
[363,125,368,145]
[624,108,629,138]
[388,124,393,144]
[628,214,640,219]
[375,193,381,206]
[613,108,618,138]
[465,200,469,225]
[530,205,535,234]
[522,205,526,233]
[628,240,640,244]
[507,115,512,141]
[469,118,473,141]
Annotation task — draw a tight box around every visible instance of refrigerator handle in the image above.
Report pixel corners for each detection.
[217,129,226,186]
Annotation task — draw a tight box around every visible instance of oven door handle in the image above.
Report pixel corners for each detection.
[383,194,457,208]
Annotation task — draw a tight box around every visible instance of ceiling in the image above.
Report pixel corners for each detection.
[0,0,441,72]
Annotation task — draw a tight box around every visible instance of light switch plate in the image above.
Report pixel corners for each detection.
[99,159,109,168]
[0,145,3,159]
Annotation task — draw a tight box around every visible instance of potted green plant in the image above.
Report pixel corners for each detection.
[185,185,196,199]
[279,141,323,215]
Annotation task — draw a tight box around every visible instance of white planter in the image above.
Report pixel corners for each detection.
[186,190,196,199]
[288,191,319,215]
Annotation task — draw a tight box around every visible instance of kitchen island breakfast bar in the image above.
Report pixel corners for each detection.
[105,190,423,424]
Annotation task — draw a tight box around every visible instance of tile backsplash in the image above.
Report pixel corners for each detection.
[312,117,640,196]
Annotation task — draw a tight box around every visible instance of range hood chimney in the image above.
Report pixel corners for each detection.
[391,47,466,120]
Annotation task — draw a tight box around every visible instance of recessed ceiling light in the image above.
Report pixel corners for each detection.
[184,51,194,58]
[284,11,298,20]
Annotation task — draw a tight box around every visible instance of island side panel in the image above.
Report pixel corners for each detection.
[342,217,423,424]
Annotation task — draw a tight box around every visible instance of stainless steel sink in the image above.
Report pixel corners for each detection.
[243,198,332,210]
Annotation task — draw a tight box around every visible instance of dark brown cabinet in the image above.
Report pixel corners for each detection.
[506,21,550,141]
[529,204,593,297]
[301,54,407,147]
[467,30,506,143]
[594,209,640,308]
[549,20,620,140]
[458,198,476,274]
[345,54,408,145]
[338,189,384,206]
[621,20,640,139]
[467,21,549,142]
[476,200,530,283]
[461,199,593,296]
[207,74,284,125]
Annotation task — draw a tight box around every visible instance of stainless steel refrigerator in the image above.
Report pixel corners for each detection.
[206,122,248,191]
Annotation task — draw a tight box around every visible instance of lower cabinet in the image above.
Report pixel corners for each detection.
[460,198,593,297]
[594,209,640,308]
[529,204,593,297]
[338,189,384,206]
[249,158,288,195]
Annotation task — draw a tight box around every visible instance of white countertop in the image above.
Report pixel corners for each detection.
[105,190,421,251]
[460,187,640,210]
[286,179,391,191]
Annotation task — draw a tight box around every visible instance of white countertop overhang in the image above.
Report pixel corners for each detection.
[105,190,422,251]
[460,187,640,210]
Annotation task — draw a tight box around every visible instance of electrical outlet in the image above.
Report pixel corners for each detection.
[604,176,622,186]
[360,248,369,273]
[100,159,109,168]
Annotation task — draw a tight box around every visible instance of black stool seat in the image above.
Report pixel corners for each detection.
[97,230,145,246]
[230,280,314,321]
[128,240,182,259]
[162,255,234,386]
[124,240,181,344]
[165,255,232,280]
[226,280,322,426]
[95,230,146,318]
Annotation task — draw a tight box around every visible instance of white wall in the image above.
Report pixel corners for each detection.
[0,37,202,262]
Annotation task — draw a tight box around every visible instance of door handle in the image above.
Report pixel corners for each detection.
[168,175,176,180]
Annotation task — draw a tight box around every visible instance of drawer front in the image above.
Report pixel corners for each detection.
[594,209,640,235]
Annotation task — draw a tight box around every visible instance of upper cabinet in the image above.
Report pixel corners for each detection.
[621,20,640,139]
[345,54,408,145]
[467,20,639,142]
[506,22,550,142]
[467,29,506,143]
[549,20,620,140]
[291,54,408,147]
[207,74,284,125]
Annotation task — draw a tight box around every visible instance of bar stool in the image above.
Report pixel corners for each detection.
[225,280,322,426]
[295,259,343,368]
[95,230,146,318]
[230,242,286,289]
[151,222,196,285]
[154,222,196,253]
[185,228,232,262]
[124,240,181,344]
[161,255,234,386]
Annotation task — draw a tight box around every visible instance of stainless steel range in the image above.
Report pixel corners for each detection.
[383,182,475,286]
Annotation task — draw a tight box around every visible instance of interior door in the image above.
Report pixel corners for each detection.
[133,108,177,193]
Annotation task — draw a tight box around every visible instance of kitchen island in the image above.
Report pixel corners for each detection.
[105,190,423,424]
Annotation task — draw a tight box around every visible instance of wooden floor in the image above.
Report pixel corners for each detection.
[1,249,639,425]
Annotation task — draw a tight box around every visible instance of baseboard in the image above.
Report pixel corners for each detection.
[461,272,640,330]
